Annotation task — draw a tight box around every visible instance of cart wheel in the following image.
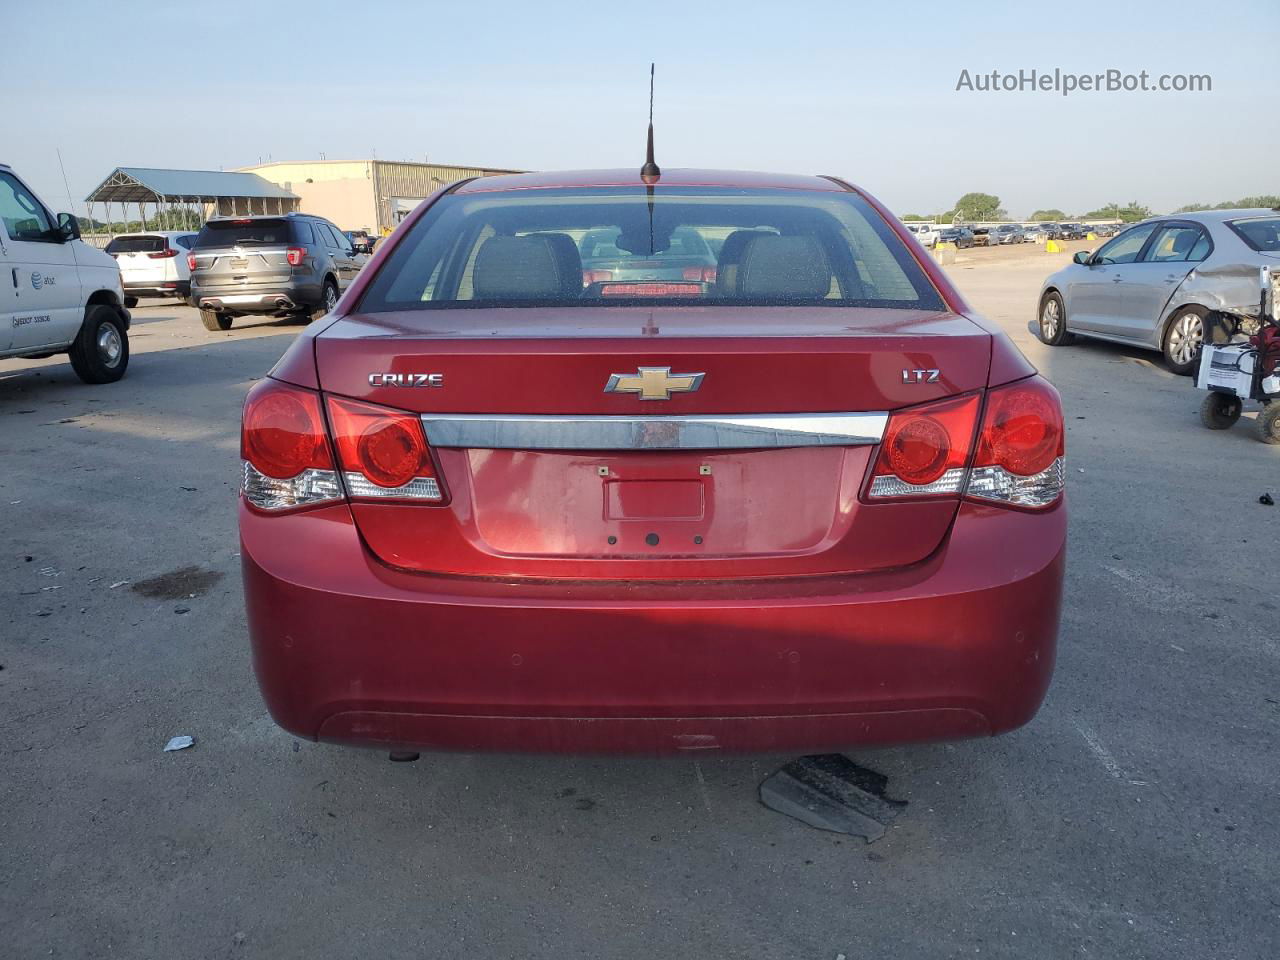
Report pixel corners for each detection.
[1256,401,1280,445]
[1199,392,1242,430]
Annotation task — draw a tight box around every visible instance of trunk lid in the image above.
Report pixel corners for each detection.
[314,306,992,580]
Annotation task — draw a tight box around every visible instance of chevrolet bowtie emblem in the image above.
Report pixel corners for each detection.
[604,366,705,401]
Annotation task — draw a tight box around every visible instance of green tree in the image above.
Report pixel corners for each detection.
[1082,201,1152,223]
[900,213,926,221]
[953,192,1005,222]
[1030,208,1066,221]
[1175,195,1280,213]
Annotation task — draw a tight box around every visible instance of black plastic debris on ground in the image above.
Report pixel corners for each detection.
[759,754,907,842]
[1261,493,1275,506]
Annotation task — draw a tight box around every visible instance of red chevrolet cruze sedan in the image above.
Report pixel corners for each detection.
[240,169,1065,754]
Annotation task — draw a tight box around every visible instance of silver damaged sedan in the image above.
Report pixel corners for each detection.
[1036,209,1280,375]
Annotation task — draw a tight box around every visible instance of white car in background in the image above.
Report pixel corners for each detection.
[1022,225,1047,243]
[0,163,131,383]
[904,223,939,248]
[106,231,198,307]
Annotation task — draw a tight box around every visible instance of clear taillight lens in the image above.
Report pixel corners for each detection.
[325,396,444,502]
[867,394,980,499]
[240,380,341,511]
[967,377,1065,509]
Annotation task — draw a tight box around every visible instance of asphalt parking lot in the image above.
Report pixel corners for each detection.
[2,245,1276,960]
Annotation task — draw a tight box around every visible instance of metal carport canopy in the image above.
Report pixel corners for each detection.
[85,167,298,204]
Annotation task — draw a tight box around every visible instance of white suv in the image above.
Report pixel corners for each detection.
[904,223,939,248]
[106,231,198,306]
[0,164,131,383]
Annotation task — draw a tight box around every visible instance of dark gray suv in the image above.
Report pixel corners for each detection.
[188,214,363,331]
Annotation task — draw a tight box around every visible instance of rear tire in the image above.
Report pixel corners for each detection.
[311,279,339,322]
[200,308,233,332]
[1257,401,1280,444]
[1163,307,1205,376]
[1199,392,1242,430]
[68,305,128,384]
[1037,291,1074,346]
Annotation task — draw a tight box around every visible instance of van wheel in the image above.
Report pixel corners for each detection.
[1163,307,1205,376]
[124,296,139,309]
[200,308,233,331]
[1257,402,1280,445]
[69,305,129,384]
[1199,392,1242,430]
[1037,292,1073,346]
[311,280,339,322]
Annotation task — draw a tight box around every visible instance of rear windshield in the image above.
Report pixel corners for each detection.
[358,186,944,312]
[1228,217,1280,253]
[105,235,165,254]
[194,219,297,248]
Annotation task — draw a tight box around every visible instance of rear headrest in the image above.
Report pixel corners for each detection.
[1170,230,1196,255]
[736,235,832,299]
[714,230,774,295]
[472,234,582,300]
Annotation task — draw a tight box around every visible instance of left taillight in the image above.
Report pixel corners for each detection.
[186,253,198,272]
[240,379,342,512]
[326,396,444,502]
[285,246,305,266]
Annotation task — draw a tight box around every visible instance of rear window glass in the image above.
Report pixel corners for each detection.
[359,186,944,311]
[194,219,296,247]
[105,235,165,254]
[1228,217,1280,252]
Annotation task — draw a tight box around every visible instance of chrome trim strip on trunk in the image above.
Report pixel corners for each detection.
[420,413,888,450]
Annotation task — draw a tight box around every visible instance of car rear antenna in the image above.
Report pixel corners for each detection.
[640,63,660,183]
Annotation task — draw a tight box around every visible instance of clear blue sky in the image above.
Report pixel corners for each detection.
[7,0,1276,218]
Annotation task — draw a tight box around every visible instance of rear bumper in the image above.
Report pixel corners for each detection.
[192,278,320,314]
[123,280,189,297]
[242,499,1065,754]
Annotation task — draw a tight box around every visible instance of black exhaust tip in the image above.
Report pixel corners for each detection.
[389,751,420,763]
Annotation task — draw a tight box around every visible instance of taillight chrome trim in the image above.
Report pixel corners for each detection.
[419,412,888,451]
[242,461,342,511]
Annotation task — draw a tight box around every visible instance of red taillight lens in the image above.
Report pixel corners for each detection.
[975,379,1064,476]
[187,253,198,271]
[286,246,305,266]
[148,247,178,259]
[600,282,704,298]
[682,266,717,283]
[966,376,1065,509]
[326,396,443,501]
[868,394,980,498]
[241,380,332,479]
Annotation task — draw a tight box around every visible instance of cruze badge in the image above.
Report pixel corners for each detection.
[605,366,705,401]
[901,368,941,384]
[368,372,444,387]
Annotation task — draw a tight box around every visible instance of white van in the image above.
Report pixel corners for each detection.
[1,163,131,383]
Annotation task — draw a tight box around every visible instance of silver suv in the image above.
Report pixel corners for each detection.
[188,214,363,331]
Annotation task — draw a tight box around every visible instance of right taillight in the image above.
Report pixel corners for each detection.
[966,377,1065,509]
[866,376,1065,510]
[286,246,305,266]
[240,379,341,512]
[325,396,444,502]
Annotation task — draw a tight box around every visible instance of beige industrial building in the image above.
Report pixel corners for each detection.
[237,159,522,235]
